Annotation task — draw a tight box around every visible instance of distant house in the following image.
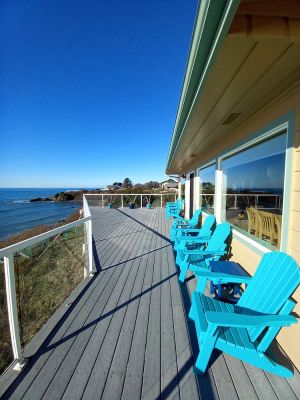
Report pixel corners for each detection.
[161,179,178,191]
[106,183,122,190]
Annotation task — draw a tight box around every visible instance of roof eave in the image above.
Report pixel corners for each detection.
[166,0,241,175]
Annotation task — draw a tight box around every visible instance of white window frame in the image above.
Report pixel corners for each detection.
[196,120,291,255]
[197,161,216,218]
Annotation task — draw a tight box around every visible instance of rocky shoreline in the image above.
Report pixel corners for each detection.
[30,190,90,202]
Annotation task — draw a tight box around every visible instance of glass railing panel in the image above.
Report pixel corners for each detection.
[0,264,14,375]
[199,194,214,214]
[14,224,85,348]
[85,194,177,209]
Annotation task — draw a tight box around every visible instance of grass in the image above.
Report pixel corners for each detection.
[0,224,85,376]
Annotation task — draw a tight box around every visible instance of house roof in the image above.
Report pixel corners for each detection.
[166,0,300,174]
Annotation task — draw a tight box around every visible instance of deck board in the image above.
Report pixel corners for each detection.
[1,207,300,400]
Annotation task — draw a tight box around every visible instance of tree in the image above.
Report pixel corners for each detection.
[123,178,132,188]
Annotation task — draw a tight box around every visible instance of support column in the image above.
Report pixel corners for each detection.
[185,177,190,219]
[215,169,224,223]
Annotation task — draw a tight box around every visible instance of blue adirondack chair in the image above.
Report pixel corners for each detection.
[166,199,184,220]
[170,209,202,242]
[189,252,300,377]
[176,222,231,284]
[173,215,216,252]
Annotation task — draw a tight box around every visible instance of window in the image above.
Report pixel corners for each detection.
[221,132,286,248]
[199,164,215,214]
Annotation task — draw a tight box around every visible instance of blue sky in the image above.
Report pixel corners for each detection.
[0,0,198,188]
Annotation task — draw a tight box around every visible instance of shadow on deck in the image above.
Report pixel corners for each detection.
[1,208,299,400]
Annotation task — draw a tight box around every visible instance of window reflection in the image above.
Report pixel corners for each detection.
[222,133,286,248]
[199,164,215,214]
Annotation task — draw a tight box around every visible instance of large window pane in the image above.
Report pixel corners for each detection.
[222,133,286,248]
[199,164,215,214]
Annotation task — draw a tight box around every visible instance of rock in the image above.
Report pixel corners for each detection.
[29,197,52,202]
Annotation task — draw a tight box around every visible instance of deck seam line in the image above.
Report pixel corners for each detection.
[39,211,150,399]
[101,209,156,399]
[80,210,154,399]
[118,210,157,399]
[17,267,115,399]
[38,267,124,400]
[139,212,160,398]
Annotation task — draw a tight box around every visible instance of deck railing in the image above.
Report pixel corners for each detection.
[200,193,283,210]
[0,214,93,374]
[84,192,177,208]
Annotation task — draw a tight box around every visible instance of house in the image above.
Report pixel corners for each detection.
[161,178,179,191]
[106,183,122,190]
[166,0,300,371]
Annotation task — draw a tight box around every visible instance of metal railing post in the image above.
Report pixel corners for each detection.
[4,254,24,369]
[234,194,237,209]
[121,195,124,208]
[101,194,104,208]
[140,194,143,208]
[84,220,93,277]
[160,194,163,208]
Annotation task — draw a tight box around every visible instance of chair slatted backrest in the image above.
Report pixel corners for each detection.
[205,222,231,253]
[246,207,260,236]
[237,252,300,343]
[190,209,202,226]
[258,210,275,242]
[199,215,216,237]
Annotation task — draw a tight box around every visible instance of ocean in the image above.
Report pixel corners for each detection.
[0,188,88,241]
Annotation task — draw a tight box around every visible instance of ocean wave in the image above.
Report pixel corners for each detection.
[10,200,30,204]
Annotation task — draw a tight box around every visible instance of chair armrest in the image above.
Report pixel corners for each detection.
[191,270,252,284]
[206,312,297,328]
[175,222,191,227]
[182,249,226,256]
[177,228,202,234]
[176,235,210,242]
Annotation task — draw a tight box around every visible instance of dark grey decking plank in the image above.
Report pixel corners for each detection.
[167,235,201,400]
[120,218,158,400]
[82,252,144,399]
[100,213,158,399]
[222,355,258,400]
[19,211,148,393]
[41,236,146,400]
[3,267,114,399]
[140,211,162,400]
[241,363,279,400]
[160,215,180,400]
[81,213,156,399]
[22,269,124,400]
[265,371,298,400]
[58,212,154,400]
[95,212,145,268]
[287,367,300,399]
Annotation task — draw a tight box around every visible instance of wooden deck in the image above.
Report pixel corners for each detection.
[1,207,300,399]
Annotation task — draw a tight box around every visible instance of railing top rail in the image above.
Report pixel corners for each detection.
[84,192,177,196]
[222,193,282,197]
[201,193,282,197]
[0,216,91,258]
